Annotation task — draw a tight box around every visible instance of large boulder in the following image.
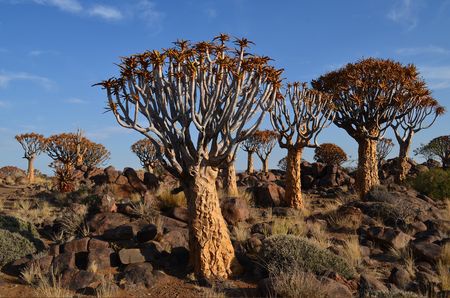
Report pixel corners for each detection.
[252,182,285,207]
[221,197,250,225]
[366,226,412,250]
[88,212,130,236]
[123,167,147,194]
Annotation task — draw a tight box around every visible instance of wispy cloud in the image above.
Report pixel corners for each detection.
[0,71,55,90]
[396,45,450,56]
[65,97,87,104]
[28,49,59,57]
[204,8,217,19]
[135,0,165,28]
[88,5,123,20]
[32,0,82,13]
[419,65,450,90]
[387,0,422,30]
[0,100,11,107]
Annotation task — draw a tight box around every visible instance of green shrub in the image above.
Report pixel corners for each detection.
[0,229,37,267]
[259,235,356,280]
[0,215,44,250]
[411,168,450,200]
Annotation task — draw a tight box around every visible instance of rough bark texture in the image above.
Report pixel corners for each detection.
[183,166,237,279]
[262,158,269,173]
[396,143,410,183]
[247,151,254,174]
[284,148,303,209]
[27,157,35,183]
[357,138,380,198]
[223,162,238,197]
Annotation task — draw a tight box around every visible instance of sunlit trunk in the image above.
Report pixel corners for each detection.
[223,160,238,197]
[146,164,153,174]
[357,138,379,198]
[247,151,254,174]
[284,147,303,209]
[396,141,411,183]
[183,166,237,279]
[262,158,269,173]
[27,156,35,184]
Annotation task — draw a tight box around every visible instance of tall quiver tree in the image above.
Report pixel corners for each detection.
[96,35,281,279]
[271,83,334,209]
[81,140,110,176]
[312,58,426,198]
[131,139,161,173]
[391,97,444,182]
[15,133,46,183]
[254,130,278,173]
[240,131,258,174]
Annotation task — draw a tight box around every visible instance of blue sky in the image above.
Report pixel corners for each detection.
[0,0,449,174]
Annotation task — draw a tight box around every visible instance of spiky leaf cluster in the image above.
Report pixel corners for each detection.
[314,143,348,166]
[15,133,46,160]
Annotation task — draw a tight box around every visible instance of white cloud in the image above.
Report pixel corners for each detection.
[65,97,87,104]
[387,0,421,30]
[32,0,82,13]
[89,5,123,20]
[0,71,54,89]
[419,65,450,90]
[136,0,164,27]
[28,49,59,56]
[396,45,450,56]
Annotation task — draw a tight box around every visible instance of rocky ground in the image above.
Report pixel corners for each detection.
[0,162,449,297]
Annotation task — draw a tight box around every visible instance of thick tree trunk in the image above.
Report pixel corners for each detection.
[357,138,379,198]
[247,151,254,174]
[183,166,237,279]
[27,157,35,184]
[396,142,411,183]
[284,147,303,209]
[223,162,238,197]
[262,157,269,173]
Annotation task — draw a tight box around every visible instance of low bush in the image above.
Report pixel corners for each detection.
[259,235,356,279]
[0,229,37,267]
[0,215,44,250]
[411,168,450,201]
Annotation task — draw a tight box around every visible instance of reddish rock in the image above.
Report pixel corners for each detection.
[119,248,146,265]
[104,166,119,183]
[52,252,76,272]
[64,237,89,254]
[99,194,117,213]
[160,229,189,250]
[123,167,147,193]
[221,197,250,225]
[412,242,442,263]
[68,270,98,291]
[87,247,116,270]
[367,226,412,250]
[88,239,109,251]
[88,212,130,236]
[136,224,158,243]
[167,207,189,223]
[252,182,285,207]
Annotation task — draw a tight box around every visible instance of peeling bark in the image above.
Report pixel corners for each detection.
[27,156,35,184]
[284,147,303,209]
[357,138,379,198]
[183,166,237,279]
[247,151,254,174]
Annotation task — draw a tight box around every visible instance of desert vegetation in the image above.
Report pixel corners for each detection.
[0,34,448,298]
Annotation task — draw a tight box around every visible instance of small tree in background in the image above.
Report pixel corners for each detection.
[131,139,161,173]
[392,98,444,182]
[277,157,287,171]
[376,138,394,165]
[254,130,278,173]
[271,83,334,209]
[15,133,46,183]
[96,35,281,279]
[82,140,110,175]
[45,133,81,192]
[313,58,427,198]
[240,131,259,174]
[313,143,347,166]
[414,135,450,169]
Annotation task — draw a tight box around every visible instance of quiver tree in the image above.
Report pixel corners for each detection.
[240,130,259,174]
[254,130,278,173]
[45,133,82,192]
[376,138,394,165]
[81,140,110,176]
[15,133,46,183]
[414,135,450,169]
[312,58,427,198]
[271,83,334,209]
[96,35,281,279]
[392,99,444,182]
[314,143,347,166]
[220,150,239,196]
[131,138,162,173]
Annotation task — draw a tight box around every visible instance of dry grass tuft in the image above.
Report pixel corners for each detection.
[306,222,331,250]
[438,243,450,291]
[271,269,331,298]
[389,247,416,278]
[20,262,41,285]
[33,268,72,298]
[157,188,187,209]
[233,222,250,243]
[96,274,119,298]
[340,236,362,268]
